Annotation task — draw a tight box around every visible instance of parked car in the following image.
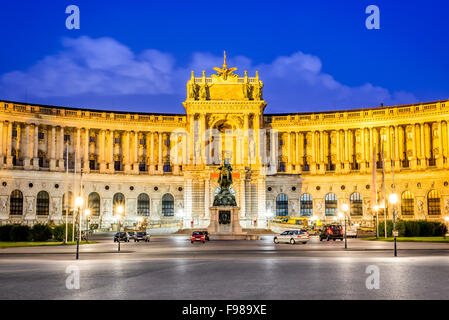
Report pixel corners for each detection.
[127,231,136,240]
[134,231,150,242]
[273,230,310,244]
[345,226,358,238]
[191,231,206,243]
[114,232,130,242]
[319,224,344,241]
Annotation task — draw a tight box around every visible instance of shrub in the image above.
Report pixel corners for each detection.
[31,224,53,241]
[0,224,14,241]
[53,223,73,242]
[378,220,447,237]
[9,225,32,242]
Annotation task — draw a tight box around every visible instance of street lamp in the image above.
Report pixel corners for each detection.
[373,204,379,239]
[116,205,124,252]
[74,196,83,260]
[341,203,349,249]
[84,208,91,244]
[389,193,398,257]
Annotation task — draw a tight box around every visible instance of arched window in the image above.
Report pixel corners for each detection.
[300,193,313,216]
[88,192,101,216]
[36,191,50,215]
[62,191,74,215]
[325,193,337,216]
[276,193,288,216]
[10,190,23,215]
[137,193,150,216]
[350,192,363,216]
[427,190,441,215]
[401,191,414,216]
[113,193,125,215]
[162,193,174,216]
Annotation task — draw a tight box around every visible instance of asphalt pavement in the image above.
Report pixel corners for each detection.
[1,234,448,299]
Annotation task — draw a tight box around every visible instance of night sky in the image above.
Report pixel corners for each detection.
[1,0,448,114]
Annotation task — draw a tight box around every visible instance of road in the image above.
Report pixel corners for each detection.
[1,234,449,299]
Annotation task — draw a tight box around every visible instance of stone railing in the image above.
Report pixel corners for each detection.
[1,101,187,124]
[265,100,449,125]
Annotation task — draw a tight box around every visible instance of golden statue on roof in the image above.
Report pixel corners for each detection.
[213,51,238,80]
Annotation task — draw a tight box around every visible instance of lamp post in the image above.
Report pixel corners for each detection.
[84,208,91,244]
[265,209,273,230]
[341,203,349,249]
[116,205,124,252]
[373,204,379,239]
[389,193,398,257]
[74,196,83,260]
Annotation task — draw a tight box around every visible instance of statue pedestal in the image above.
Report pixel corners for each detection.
[208,206,259,240]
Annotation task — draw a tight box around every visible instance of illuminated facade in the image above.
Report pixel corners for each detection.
[1,56,449,228]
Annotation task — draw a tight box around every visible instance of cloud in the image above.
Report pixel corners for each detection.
[0,36,417,113]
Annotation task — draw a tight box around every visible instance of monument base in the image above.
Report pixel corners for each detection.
[207,206,260,240]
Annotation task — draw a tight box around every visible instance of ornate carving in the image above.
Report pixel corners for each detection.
[212,51,238,81]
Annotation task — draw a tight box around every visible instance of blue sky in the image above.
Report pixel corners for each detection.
[0,0,448,114]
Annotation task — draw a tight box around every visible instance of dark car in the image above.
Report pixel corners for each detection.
[320,224,344,241]
[114,232,130,242]
[134,231,150,242]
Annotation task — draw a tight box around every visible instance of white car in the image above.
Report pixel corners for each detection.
[345,226,357,238]
[273,230,310,244]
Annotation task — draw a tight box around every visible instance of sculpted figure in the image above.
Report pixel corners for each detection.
[0,198,7,212]
[242,83,250,99]
[253,85,260,100]
[188,82,198,99]
[199,83,208,100]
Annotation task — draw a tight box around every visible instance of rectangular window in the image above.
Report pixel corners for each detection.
[12,130,17,137]
[139,162,146,172]
[64,134,70,142]
[140,138,146,145]
[114,161,121,171]
[114,138,121,144]
[38,132,45,139]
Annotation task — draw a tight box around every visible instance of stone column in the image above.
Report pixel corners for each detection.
[343,129,349,172]
[200,114,206,164]
[123,131,130,173]
[295,132,301,173]
[243,113,249,166]
[411,124,418,170]
[83,128,90,173]
[287,131,292,172]
[5,122,13,167]
[58,126,65,171]
[99,129,106,173]
[437,121,444,168]
[360,128,366,172]
[158,132,163,173]
[23,123,31,169]
[394,126,399,171]
[254,113,260,165]
[318,130,325,174]
[446,121,449,169]
[335,130,341,173]
[133,131,139,174]
[189,115,195,165]
[108,130,115,173]
[33,125,39,169]
[149,132,155,174]
[270,129,277,173]
[49,126,56,170]
[75,128,81,172]
[311,131,317,174]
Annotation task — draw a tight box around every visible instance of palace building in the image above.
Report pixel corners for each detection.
[0,56,448,229]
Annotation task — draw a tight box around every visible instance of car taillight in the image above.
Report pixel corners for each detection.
[328,228,332,234]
